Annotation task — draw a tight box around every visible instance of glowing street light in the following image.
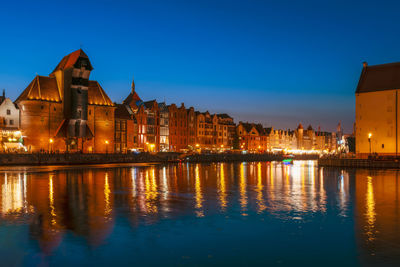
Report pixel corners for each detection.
[49,138,54,152]
[368,133,372,155]
[149,143,155,152]
[105,140,109,154]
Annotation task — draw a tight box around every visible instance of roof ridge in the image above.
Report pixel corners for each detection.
[27,76,37,100]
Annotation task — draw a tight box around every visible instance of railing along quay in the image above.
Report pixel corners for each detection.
[0,152,319,166]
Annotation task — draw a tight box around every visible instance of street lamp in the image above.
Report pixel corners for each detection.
[105,140,109,154]
[368,133,372,155]
[49,138,54,152]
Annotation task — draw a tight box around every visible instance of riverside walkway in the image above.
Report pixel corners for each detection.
[0,152,318,166]
[318,157,400,169]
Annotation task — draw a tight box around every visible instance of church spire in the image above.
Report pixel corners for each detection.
[131,74,135,94]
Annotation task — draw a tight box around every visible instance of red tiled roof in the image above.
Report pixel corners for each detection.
[16,76,61,103]
[123,91,142,107]
[51,49,90,74]
[88,81,114,106]
[115,104,132,120]
[17,76,113,106]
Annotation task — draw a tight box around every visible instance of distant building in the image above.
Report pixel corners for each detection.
[355,62,400,156]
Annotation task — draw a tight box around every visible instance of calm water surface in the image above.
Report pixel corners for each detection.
[0,161,399,266]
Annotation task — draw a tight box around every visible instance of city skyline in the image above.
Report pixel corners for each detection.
[2,0,400,132]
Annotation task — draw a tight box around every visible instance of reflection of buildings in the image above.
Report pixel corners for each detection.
[0,173,28,215]
[354,170,400,265]
[4,163,400,264]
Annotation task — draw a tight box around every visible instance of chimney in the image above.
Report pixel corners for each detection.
[362,61,368,68]
[2,89,4,98]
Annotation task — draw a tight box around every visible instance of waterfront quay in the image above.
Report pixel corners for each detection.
[0,152,318,166]
[318,156,400,169]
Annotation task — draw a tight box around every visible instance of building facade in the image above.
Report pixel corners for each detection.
[158,102,169,152]
[16,49,115,153]
[0,91,23,151]
[355,62,400,156]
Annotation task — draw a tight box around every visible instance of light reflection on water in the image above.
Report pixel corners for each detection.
[0,161,399,266]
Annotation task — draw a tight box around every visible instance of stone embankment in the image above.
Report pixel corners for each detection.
[0,153,318,166]
[318,157,400,169]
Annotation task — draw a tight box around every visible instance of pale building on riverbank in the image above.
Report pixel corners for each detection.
[355,62,400,156]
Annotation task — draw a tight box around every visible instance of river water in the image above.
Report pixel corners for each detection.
[0,161,399,266]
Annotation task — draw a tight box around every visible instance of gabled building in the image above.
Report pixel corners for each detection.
[168,103,187,151]
[122,78,160,152]
[237,122,267,152]
[195,111,214,149]
[187,107,196,149]
[0,90,23,151]
[355,61,400,156]
[216,113,236,149]
[16,49,115,153]
[158,102,169,151]
[114,103,138,153]
[143,100,160,152]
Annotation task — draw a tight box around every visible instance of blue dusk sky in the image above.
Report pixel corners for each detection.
[1,0,400,132]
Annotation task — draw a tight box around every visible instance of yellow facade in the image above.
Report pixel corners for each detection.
[355,89,399,156]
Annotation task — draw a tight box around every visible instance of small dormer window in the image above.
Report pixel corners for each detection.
[6,109,10,115]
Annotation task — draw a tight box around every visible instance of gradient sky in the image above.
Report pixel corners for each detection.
[1,0,400,133]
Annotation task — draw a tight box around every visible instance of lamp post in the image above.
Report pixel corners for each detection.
[105,140,109,154]
[49,138,54,153]
[368,133,372,155]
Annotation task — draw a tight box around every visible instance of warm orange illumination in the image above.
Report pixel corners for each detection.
[105,140,109,144]
[49,138,54,144]
[368,133,372,139]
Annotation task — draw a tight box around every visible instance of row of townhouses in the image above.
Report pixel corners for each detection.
[0,49,340,153]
